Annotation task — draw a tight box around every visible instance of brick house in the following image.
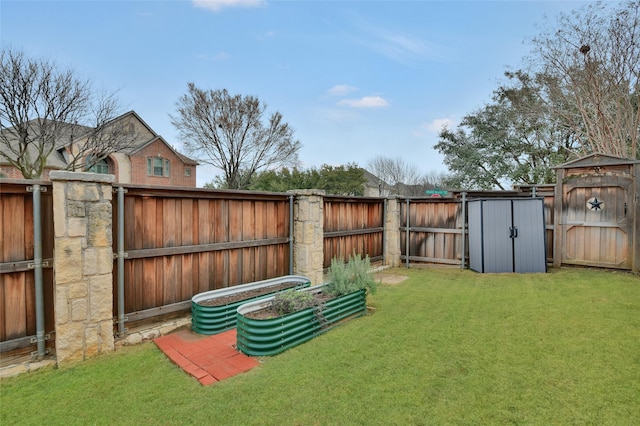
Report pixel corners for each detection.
[0,110,197,187]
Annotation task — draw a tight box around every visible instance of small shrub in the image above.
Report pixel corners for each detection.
[324,253,378,297]
[272,289,319,316]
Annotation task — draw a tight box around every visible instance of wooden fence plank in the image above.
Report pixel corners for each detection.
[181,199,193,246]
[0,275,5,341]
[3,195,25,262]
[24,272,36,335]
[181,253,194,302]
[3,273,26,340]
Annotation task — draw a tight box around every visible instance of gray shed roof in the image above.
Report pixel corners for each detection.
[554,153,640,169]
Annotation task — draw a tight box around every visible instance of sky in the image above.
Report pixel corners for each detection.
[1,0,595,186]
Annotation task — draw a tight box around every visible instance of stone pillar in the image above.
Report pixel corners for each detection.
[289,189,325,285]
[384,197,402,267]
[50,171,115,365]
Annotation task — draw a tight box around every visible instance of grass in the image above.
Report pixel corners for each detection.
[1,267,639,425]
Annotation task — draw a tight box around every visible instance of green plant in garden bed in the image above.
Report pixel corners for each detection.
[271,288,321,316]
[324,252,378,297]
[269,253,378,317]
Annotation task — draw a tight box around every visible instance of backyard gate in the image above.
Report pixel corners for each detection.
[553,154,640,272]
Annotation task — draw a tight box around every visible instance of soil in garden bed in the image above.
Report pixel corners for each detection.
[243,292,335,320]
[197,282,304,307]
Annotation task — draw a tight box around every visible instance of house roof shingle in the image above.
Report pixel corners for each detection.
[1,110,197,169]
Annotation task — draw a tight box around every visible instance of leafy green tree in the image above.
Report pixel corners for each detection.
[246,163,366,195]
[436,2,640,189]
[532,1,639,159]
[435,70,573,190]
[317,164,366,196]
[249,167,320,192]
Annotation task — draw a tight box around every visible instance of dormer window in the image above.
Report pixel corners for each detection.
[147,157,170,177]
[87,157,109,174]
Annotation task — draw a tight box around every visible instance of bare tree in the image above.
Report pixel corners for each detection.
[171,84,301,189]
[532,1,640,159]
[420,170,450,189]
[367,156,422,196]
[0,48,134,178]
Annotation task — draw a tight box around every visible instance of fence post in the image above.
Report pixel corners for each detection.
[553,168,564,268]
[289,189,325,285]
[405,199,410,268]
[50,171,115,365]
[460,192,467,270]
[634,162,640,273]
[30,183,47,358]
[384,197,401,267]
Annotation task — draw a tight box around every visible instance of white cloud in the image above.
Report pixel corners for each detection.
[193,0,266,12]
[351,19,449,65]
[337,96,389,108]
[327,84,358,97]
[213,51,230,61]
[424,118,454,133]
[196,51,230,61]
[257,30,276,41]
[318,107,361,123]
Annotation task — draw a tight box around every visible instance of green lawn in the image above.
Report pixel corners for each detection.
[1,268,639,425]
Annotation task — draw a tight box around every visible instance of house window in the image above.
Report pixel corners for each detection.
[88,158,109,174]
[185,168,191,177]
[147,157,170,177]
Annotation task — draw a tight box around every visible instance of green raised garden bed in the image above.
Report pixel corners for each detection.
[191,275,311,335]
[236,283,367,356]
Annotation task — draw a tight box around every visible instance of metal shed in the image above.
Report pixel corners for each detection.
[468,198,547,273]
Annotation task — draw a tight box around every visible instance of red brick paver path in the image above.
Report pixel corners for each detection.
[154,329,259,386]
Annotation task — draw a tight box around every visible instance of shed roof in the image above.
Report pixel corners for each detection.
[554,153,640,169]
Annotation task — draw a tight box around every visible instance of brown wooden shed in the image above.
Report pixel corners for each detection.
[553,154,639,273]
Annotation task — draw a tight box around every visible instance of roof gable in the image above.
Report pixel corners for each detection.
[1,110,197,170]
[68,110,158,143]
[130,136,198,165]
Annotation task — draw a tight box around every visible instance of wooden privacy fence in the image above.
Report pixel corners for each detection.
[400,198,465,266]
[400,187,557,268]
[512,186,556,264]
[1,154,637,361]
[113,185,292,328]
[0,181,55,355]
[323,196,384,268]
